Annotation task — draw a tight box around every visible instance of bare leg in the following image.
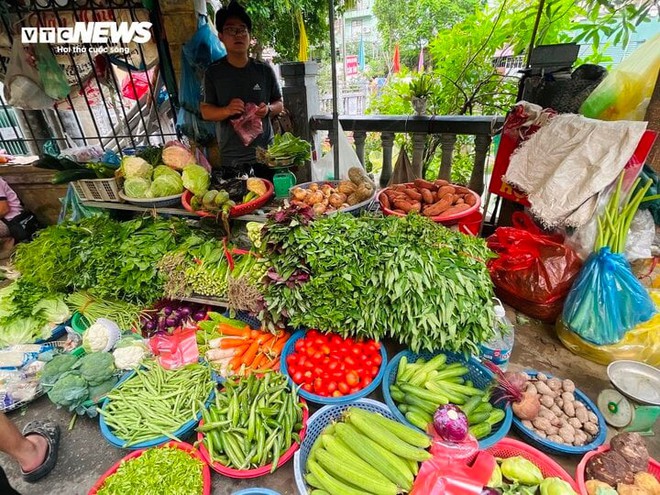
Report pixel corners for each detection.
[0,414,47,472]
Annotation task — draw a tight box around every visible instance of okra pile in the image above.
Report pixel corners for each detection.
[199,372,305,472]
[305,407,432,494]
[390,353,505,439]
[98,362,214,447]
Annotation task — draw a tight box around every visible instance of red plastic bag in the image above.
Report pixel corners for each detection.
[412,433,495,495]
[487,227,582,321]
[121,71,152,101]
[149,327,200,370]
[230,102,263,146]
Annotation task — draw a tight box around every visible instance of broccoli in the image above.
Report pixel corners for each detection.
[47,371,88,409]
[40,354,79,387]
[88,376,118,403]
[77,352,115,387]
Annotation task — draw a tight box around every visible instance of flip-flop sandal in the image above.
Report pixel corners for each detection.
[20,421,60,483]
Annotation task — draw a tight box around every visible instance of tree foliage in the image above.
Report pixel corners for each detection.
[219,0,354,62]
[372,0,481,66]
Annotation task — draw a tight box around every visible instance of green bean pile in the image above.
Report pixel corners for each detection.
[99,363,214,447]
[199,372,305,472]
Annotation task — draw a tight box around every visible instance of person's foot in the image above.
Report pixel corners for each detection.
[20,433,48,472]
[0,238,15,260]
[20,421,60,483]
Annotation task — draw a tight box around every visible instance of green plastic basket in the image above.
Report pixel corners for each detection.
[71,312,91,334]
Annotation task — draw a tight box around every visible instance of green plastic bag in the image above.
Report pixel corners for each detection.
[34,44,70,101]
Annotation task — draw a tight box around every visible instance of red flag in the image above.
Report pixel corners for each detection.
[392,44,400,73]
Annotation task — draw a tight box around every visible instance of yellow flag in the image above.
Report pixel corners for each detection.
[296,10,309,62]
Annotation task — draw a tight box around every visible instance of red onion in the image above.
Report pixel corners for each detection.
[484,361,540,420]
[433,404,469,442]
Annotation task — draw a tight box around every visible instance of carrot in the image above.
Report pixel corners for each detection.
[269,335,289,355]
[259,334,276,348]
[229,354,243,371]
[250,353,268,370]
[218,324,251,338]
[241,339,261,367]
[219,337,247,349]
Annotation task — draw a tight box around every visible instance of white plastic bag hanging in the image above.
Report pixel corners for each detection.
[312,123,364,181]
[625,209,655,261]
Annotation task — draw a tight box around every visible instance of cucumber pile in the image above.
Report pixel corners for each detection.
[390,353,505,440]
[305,407,431,494]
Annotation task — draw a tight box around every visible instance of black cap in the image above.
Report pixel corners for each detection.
[216,1,252,33]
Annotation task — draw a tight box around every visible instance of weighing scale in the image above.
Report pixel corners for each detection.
[597,360,660,435]
[272,165,297,199]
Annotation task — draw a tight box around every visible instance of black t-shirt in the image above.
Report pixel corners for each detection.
[202,57,282,168]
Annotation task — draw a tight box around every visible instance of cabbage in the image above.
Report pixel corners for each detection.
[121,156,152,179]
[153,165,180,180]
[33,298,70,324]
[124,177,152,198]
[150,174,184,197]
[182,164,210,196]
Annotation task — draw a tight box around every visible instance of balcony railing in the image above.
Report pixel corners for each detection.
[309,115,505,193]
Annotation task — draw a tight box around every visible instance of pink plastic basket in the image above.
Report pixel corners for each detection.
[575,444,660,495]
[481,437,578,491]
[88,441,211,495]
[197,398,308,479]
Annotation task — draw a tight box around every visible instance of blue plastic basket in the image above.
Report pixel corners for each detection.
[34,319,71,344]
[280,330,388,405]
[511,370,607,455]
[293,398,397,495]
[382,349,512,450]
[99,367,215,450]
[232,490,281,495]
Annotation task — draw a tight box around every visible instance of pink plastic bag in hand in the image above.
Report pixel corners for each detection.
[149,327,200,370]
[412,425,494,495]
[230,102,263,146]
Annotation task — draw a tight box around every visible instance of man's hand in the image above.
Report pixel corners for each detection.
[226,98,245,117]
[255,102,269,118]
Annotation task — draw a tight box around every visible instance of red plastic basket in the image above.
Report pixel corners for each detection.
[197,398,309,478]
[181,179,274,218]
[481,437,578,491]
[575,444,660,495]
[379,183,481,225]
[88,441,211,495]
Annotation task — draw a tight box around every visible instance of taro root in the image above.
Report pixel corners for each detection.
[610,432,649,473]
[585,451,635,486]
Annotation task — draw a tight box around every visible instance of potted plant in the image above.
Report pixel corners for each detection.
[408,72,436,116]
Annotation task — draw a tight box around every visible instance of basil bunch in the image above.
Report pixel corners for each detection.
[260,212,497,354]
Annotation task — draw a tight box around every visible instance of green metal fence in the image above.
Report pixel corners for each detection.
[0,104,27,156]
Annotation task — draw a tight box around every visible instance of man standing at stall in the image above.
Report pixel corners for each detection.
[200,1,283,179]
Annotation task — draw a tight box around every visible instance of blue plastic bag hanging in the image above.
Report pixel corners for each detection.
[562,247,656,345]
[176,15,226,144]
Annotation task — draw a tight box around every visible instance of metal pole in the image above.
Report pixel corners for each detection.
[329,0,340,180]
[525,0,546,68]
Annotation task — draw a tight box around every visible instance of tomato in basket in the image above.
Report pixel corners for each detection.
[286,330,382,397]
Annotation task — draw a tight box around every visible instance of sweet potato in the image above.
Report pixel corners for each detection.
[404,188,423,201]
[380,193,391,209]
[393,209,406,215]
[434,179,449,188]
[423,196,453,216]
[465,194,477,206]
[438,203,471,217]
[409,201,422,213]
[437,185,456,197]
[414,179,437,190]
[421,189,435,204]
[394,200,414,212]
[455,197,465,205]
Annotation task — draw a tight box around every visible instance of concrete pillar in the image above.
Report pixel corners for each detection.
[280,62,321,183]
[158,0,197,85]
